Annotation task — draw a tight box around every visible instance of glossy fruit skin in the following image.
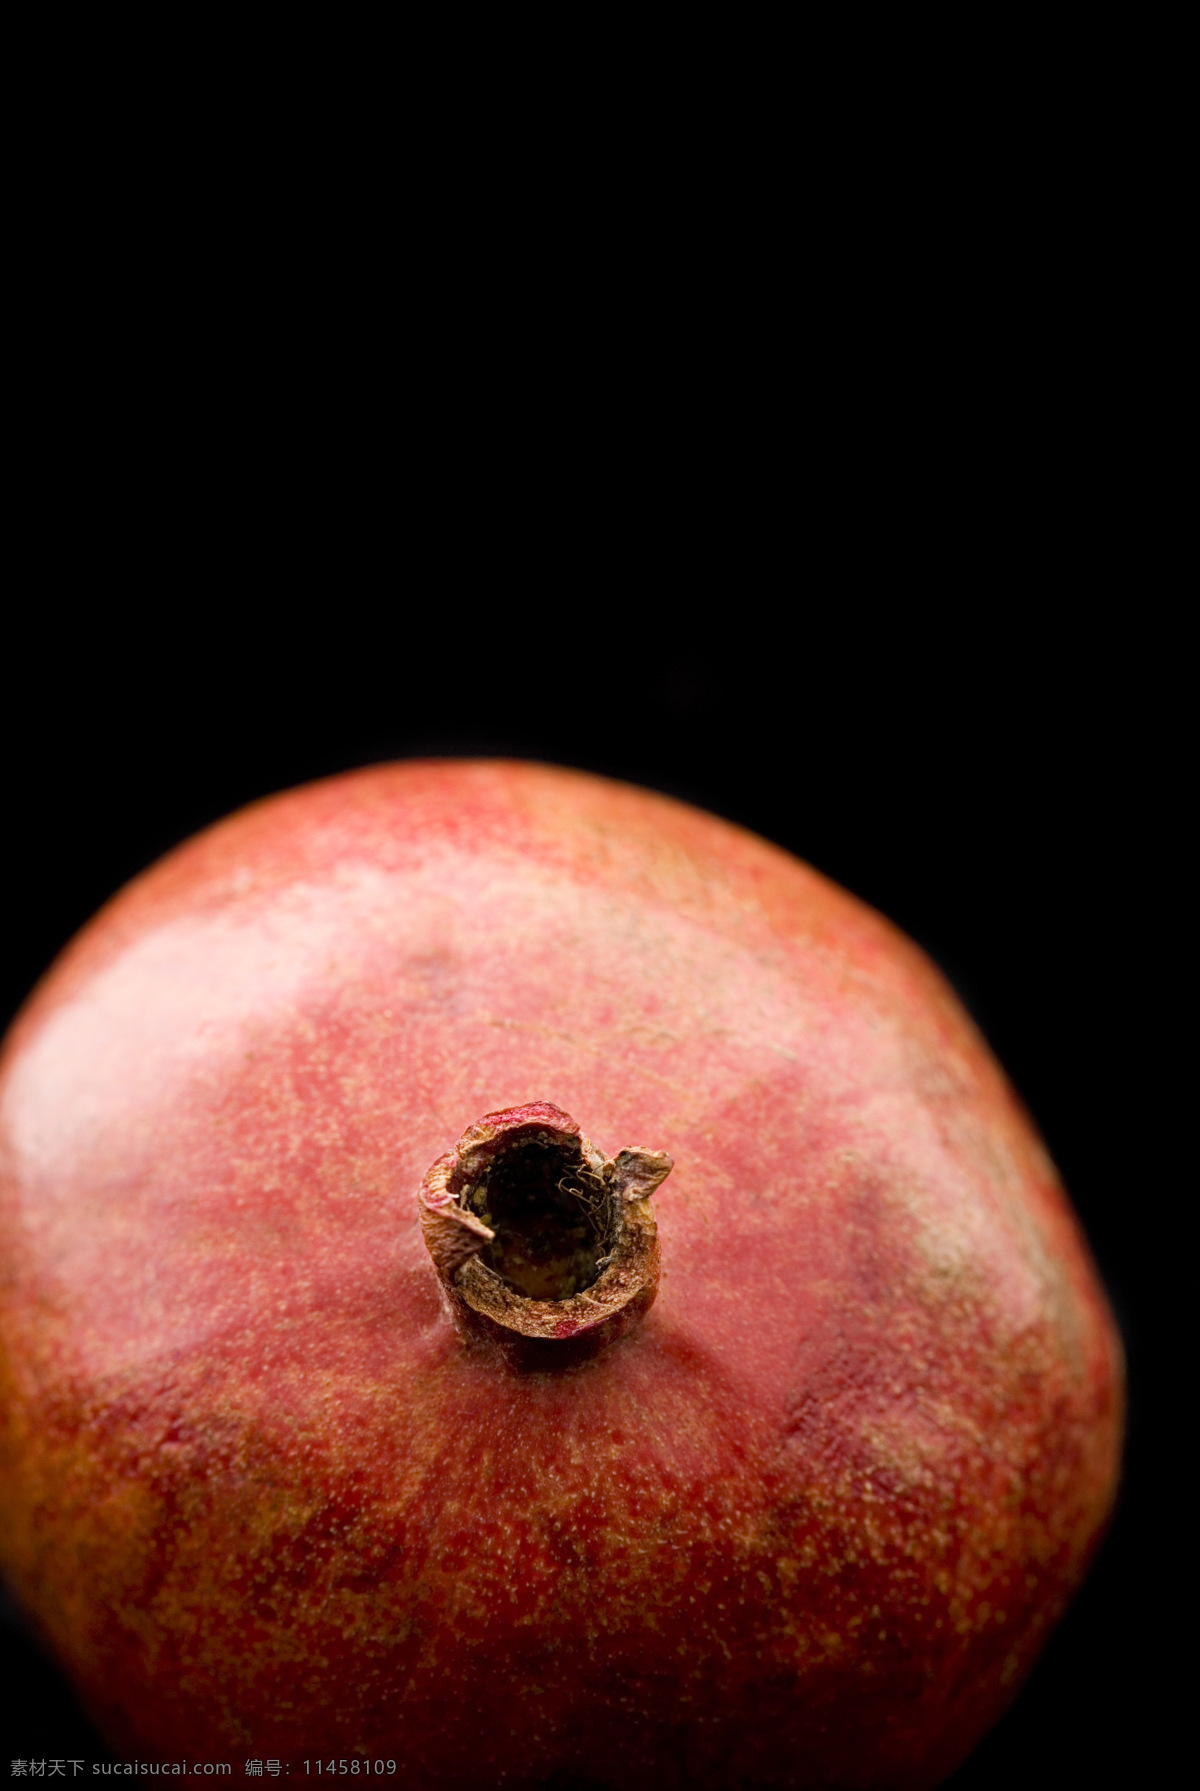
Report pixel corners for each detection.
[0,761,1122,1788]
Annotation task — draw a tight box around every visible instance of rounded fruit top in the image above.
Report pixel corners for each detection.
[0,759,1123,1789]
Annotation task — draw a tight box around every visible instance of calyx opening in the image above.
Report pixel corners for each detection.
[470,1136,608,1300]
[418,1102,672,1359]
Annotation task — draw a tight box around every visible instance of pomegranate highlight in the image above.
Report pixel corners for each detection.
[0,760,1122,1786]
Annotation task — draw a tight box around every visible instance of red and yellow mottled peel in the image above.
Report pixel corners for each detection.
[0,760,1123,1787]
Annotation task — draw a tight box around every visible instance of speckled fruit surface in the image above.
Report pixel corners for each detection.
[0,761,1122,1787]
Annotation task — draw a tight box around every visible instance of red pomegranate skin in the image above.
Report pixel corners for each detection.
[0,761,1122,1787]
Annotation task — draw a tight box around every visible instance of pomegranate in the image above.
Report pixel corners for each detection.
[0,759,1122,1786]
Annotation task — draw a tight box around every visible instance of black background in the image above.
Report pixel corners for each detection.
[0,611,1169,1780]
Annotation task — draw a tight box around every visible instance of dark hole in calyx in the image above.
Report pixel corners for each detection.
[465,1139,610,1301]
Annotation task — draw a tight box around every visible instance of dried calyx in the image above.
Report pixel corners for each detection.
[419,1103,672,1359]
